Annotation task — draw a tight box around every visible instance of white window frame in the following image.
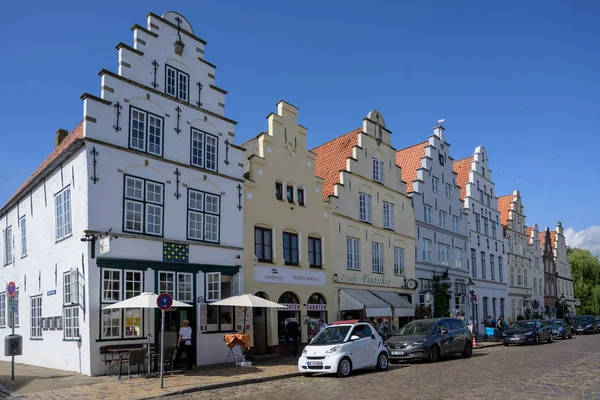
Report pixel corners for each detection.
[372,242,384,274]
[394,247,404,276]
[346,237,360,271]
[159,271,176,298]
[475,213,480,233]
[499,256,503,282]
[383,201,395,230]
[102,269,122,303]
[424,205,432,224]
[372,158,384,183]
[453,216,460,233]
[359,193,372,223]
[31,296,42,339]
[177,272,194,302]
[19,216,27,257]
[423,239,432,262]
[0,293,6,327]
[439,210,447,229]
[129,106,164,157]
[454,247,463,269]
[101,308,121,339]
[445,183,452,199]
[165,64,189,102]
[191,128,219,172]
[438,243,450,266]
[55,187,72,241]
[187,189,221,243]
[123,175,164,236]
[432,177,439,193]
[64,306,80,340]
[206,272,222,302]
[3,226,12,265]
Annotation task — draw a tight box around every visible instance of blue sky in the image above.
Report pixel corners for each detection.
[1,1,598,246]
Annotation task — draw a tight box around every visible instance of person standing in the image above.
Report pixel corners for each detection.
[175,319,193,370]
[318,319,328,332]
[285,319,300,357]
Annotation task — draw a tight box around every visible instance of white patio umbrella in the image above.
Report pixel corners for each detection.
[102,292,192,383]
[209,293,284,333]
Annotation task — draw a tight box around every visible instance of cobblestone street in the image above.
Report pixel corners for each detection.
[169,335,600,400]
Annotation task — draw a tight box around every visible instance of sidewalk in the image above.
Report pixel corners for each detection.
[0,358,300,400]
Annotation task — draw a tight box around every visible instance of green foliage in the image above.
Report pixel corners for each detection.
[432,275,451,318]
[569,247,600,315]
[416,305,432,319]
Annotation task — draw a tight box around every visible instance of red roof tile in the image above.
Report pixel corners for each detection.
[497,194,513,227]
[2,122,84,211]
[452,156,472,200]
[550,231,557,250]
[311,128,360,201]
[538,231,546,250]
[526,226,533,238]
[395,141,428,193]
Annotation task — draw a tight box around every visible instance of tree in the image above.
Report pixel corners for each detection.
[569,247,600,315]
[432,275,451,318]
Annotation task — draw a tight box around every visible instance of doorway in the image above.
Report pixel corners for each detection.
[157,307,195,364]
[252,291,269,354]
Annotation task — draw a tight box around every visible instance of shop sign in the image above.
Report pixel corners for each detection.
[280,303,301,311]
[339,273,392,287]
[254,266,326,286]
[307,304,327,311]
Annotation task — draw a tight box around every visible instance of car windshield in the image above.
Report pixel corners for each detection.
[310,325,352,345]
[575,317,592,324]
[509,321,536,329]
[394,321,435,336]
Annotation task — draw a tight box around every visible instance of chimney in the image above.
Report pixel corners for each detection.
[55,129,68,147]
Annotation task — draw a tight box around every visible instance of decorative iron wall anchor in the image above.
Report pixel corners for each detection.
[151,60,159,88]
[196,82,203,106]
[90,147,99,184]
[224,139,230,165]
[174,168,181,199]
[174,16,185,56]
[113,102,122,132]
[174,107,182,134]
[237,184,243,210]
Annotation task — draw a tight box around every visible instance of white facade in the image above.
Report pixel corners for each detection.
[554,222,575,314]
[527,225,545,316]
[0,11,246,376]
[454,146,509,331]
[397,126,470,319]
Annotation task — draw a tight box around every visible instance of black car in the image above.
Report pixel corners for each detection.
[547,319,573,339]
[571,315,598,334]
[503,319,553,345]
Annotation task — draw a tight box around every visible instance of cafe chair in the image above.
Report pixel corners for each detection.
[126,349,147,379]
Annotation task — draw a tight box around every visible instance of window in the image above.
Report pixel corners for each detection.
[100,269,142,339]
[491,221,496,238]
[187,189,220,243]
[485,193,490,206]
[439,211,447,229]
[471,249,477,277]
[63,270,80,305]
[125,270,142,299]
[359,193,372,223]
[383,202,395,230]
[454,247,463,269]
[499,256,503,282]
[20,216,27,257]
[64,307,80,340]
[372,242,384,273]
[394,247,404,276]
[423,239,432,262]
[424,205,432,224]
[432,177,439,193]
[453,216,460,233]
[287,185,294,203]
[3,226,12,265]
[191,128,218,172]
[55,187,72,241]
[510,264,515,285]
[206,274,234,332]
[483,217,489,235]
[533,276,537,294]
[129,107,164,157]
[490,255,495,281]
[445,183,452,199]
[492,298,497,319]
[0,293,5,327]
[283,232,299,265]
[31,296,42,339]
[482,297,488,321]
[372,158,384,183]
[481,252,486,279]
[165,64,189,101]
[346,237,360,270]
[297,188,305,206]
[438,244,450,266]
[474,213,480,233]
[308,237,322,268]
[254,227,273,262]
[275,182,283,200]
[524,268,529,288]
[178,273,193,302]
[500,298,505,317]
[159,271,175,298]
[103,269,122,300]
[124,176,164,236]
[206,272,221,301]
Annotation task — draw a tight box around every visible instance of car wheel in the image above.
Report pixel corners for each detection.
[547,334,553,343]
[504,343,510,346]
[376,352,388,371]
[428,346,440,363]
[462,341,473,358]
[562,333,566,340]
[336,357,352,378]
[533,334,540,345]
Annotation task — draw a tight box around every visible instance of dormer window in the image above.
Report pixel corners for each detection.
[165,64,189,102]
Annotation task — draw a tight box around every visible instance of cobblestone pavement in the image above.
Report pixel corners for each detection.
[169,335,600,400]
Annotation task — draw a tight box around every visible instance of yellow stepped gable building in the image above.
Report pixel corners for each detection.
[312,110,417,330]
[241,101,334,354]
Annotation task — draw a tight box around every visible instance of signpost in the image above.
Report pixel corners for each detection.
[7,282,16,380]
[156,293,173,389]
[99,235,111,256]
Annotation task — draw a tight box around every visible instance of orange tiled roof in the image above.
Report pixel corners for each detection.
[538,231,546,250]
[452,156,472,200]
[497,194,513,227]
[526,226,533,238]
[395,141,428,193]
[311,128,360,201]
[550,231,557,250]
[1,122,84,212]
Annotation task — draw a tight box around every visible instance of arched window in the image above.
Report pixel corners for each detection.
[275,181,283,200]
[277,292,301,343]
[307,293,328,340]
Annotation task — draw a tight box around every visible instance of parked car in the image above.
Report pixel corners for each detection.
[298,320,388,377]
[503,319,553,345]
[594,316,600,329]
[571,315,598,334]
[547,319,573,339]
[384,318,473,363]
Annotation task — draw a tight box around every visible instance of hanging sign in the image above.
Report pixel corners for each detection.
[99,235,111,256]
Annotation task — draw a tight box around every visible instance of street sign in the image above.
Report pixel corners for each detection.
[8,301,17,313]
[99,235,111,256]
[6,282,16,298]
[156,293,173,311]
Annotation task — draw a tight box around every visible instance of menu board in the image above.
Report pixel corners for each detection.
[236,306,251,332]
[199,302,207,332]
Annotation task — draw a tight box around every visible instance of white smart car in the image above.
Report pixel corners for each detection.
[298,320,389,377]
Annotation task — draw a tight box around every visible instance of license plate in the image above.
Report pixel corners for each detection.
[391,351,405,356]
[510,337,519,341]
[307,361,323,367]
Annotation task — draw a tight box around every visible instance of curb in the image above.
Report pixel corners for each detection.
[0,385,28,399]
[139,372,302,399]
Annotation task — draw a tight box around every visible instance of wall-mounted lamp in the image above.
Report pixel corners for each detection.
[253,255,258,266]
[235,255,241,267]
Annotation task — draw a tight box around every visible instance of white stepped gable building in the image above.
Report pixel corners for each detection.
[553,222,575,315]
[453,146,509,332]
[396,125,470,319]
[527,225,545,316]
[0,11,245,376]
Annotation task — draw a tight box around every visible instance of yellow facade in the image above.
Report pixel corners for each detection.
[242,101,334,351]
